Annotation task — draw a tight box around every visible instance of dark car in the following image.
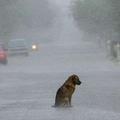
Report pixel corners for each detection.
[8,39,29,56]
[0,45,8,64]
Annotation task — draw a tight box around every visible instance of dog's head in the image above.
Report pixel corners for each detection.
[69,74,81,85]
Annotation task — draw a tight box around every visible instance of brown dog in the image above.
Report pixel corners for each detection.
[54,74,81,107]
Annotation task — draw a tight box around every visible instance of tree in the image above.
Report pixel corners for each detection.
[109,0,120,37]
[71,0,119,41]
[0,0,56,41]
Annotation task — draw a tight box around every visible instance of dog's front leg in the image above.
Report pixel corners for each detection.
[63,97,69,107]
[68,96,72,107]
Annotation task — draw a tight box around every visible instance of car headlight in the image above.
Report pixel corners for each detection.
[32,45,37,50]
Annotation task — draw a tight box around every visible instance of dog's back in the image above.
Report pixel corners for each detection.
[55,87,64,106]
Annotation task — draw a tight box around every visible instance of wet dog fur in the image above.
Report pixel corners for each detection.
[54,74,81,107]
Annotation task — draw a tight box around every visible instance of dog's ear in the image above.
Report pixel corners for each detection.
[72,74,79,80]
[68,75,74,80]
[70,75,77,85]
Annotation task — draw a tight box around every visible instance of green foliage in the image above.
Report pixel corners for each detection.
[71,0,120,39]
[0,0,56,40]
[109,0,120,32]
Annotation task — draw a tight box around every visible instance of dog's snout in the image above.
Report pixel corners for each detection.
[76,80,81,85]
[79,81,82,85]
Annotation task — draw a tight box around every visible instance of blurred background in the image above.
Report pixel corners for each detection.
[0,0,120,65]
[0,0,120,120]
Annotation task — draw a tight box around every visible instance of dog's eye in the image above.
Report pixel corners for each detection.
[75,76,79,79]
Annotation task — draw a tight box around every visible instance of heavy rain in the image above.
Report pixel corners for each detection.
[0,0,120,120]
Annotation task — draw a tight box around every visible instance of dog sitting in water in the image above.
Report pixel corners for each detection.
[54,74,81,107]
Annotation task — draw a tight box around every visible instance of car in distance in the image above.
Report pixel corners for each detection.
[8,39,29,56]
[0,45,8,64]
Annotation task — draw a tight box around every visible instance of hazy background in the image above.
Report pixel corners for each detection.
[0,0,120,47]
[0,0,120,120]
